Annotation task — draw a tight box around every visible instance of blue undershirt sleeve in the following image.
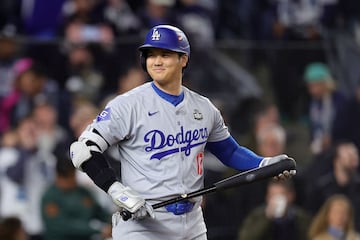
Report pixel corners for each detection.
[205,136,264,171]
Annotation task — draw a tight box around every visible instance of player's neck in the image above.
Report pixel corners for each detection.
[153,80,182,96]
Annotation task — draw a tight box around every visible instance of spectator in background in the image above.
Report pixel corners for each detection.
[238,179,311,240]
[333,81,360,151]
[64,44,105,103]
[32,103,71,159]
[0,115,56,240]
[41,157,112,240]
[96,66,148,109]
[137,0,177,32]
[0,31,22,99]
[62,0,115,49]
[103,0,141,36]
[117,66,147,94]
[256,123,286,157]
[175,0,217,47]
[0,216,28,240]
[308,194,360,240]
[0,58,60,133]
[0,129,20,221]
[215,0,261,40]
[0,127,18,148]
[305,141,360,231]
[230,100,281,152]
[19,0,66,39]
[253,104,281,141]
[0,57,30,134]
[0,35,23,135]
[69,100,99,140]
[271,0,325,41]
[253,102,280,135]
[304,62,347,155]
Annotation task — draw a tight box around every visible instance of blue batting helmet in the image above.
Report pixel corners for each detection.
[138,25,190,72]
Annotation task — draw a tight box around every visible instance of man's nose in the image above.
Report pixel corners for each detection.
[154,56,163,65]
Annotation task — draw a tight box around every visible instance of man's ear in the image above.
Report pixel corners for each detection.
[181,54,189,68]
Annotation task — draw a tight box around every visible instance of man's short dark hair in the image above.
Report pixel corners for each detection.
[56,157,76,177]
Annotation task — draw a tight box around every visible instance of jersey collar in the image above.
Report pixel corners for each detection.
[151,82,184,106]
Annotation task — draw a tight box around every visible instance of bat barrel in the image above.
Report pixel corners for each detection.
[214,158,296,190]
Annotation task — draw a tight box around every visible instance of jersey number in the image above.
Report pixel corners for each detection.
[196,152,204,175]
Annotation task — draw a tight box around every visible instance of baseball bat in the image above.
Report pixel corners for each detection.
[120,157,296,220]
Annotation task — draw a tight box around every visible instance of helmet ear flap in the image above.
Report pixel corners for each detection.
[140,51,147,73]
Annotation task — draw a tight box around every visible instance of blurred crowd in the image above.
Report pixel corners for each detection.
[1,0,360,240]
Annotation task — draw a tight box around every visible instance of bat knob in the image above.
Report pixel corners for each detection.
[120,210,132,221]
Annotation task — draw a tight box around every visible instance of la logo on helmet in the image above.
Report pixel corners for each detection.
[151,29,161,41]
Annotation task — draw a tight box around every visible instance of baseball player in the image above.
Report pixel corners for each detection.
[69,25,295,240]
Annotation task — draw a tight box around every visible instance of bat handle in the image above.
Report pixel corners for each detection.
[120,209,132,221]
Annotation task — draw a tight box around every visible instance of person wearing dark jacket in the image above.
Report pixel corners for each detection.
[333,82,360,151]
[304,62,348,155]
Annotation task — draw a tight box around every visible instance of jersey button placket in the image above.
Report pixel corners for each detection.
[173,108,181,192]
[176,107,186,193]
[177,113,185,187]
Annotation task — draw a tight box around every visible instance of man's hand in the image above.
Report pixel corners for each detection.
[259,154,297,180]
[108,182,154,220]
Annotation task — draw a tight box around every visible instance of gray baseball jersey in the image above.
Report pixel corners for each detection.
[88,82,229,203]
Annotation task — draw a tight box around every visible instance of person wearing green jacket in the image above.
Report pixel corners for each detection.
[238,179,311,240]
[41,158,112,240]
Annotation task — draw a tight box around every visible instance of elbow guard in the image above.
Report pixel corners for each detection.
[70,127,110,170]
[70,141,97,170]
[70,141,118,192]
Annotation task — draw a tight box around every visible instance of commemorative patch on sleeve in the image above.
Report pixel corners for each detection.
[96,107,111,122]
